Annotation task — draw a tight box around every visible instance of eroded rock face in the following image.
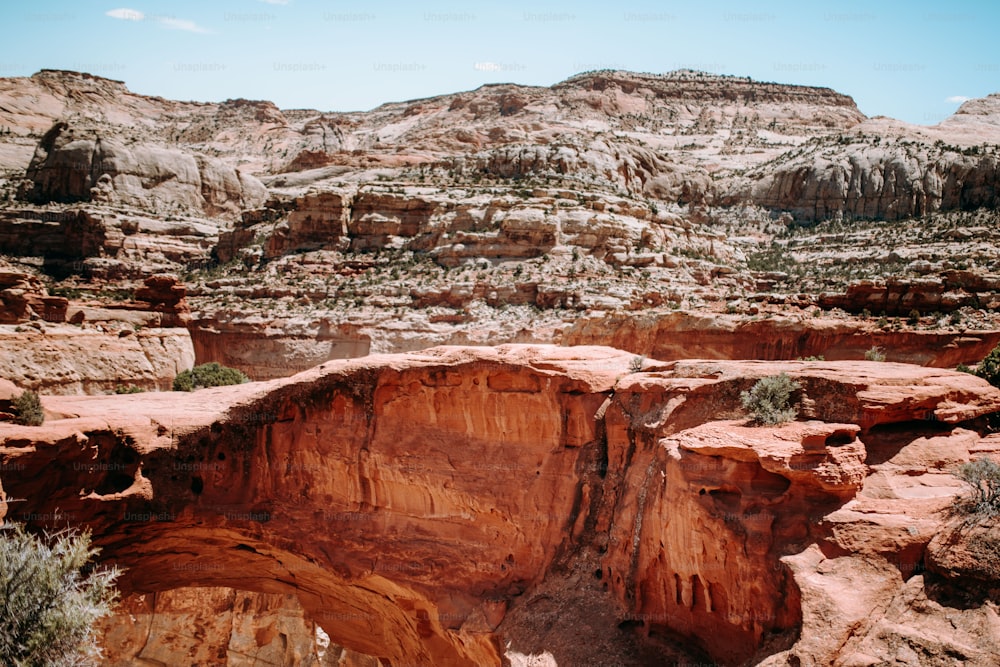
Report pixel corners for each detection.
[3,346,1000,665]
[95,586,383,666]
[747,141,1000,221]
[817,272,1000,315]
[0,325,194,394]
[23,122,266,217]
[188,316,371,381]
[0,206,221,279]
[564,311,1000,368]
[134,273,191,326]
[0,271,67,324]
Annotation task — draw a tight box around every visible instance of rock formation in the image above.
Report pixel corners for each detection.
[1,69,999,373]
[747,140,1000,222]
[3,345,1000,665]
[0,270,67,324]
[564,311,1000,368]
[2,68,1000,665]
[23,122,266,217]
[95,587,374,666]
[0,324,194,394]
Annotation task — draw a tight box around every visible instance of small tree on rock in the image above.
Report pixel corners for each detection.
[741,374,800,425]
[973,344,1000,388]
[954,457,1000,517]
[12,390,44,426]
[0,524,121,666]
[864,346,886,362]
[173,362,249,392]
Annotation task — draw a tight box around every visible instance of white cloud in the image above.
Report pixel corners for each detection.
[946,95,972,104]
[159,17,211,33]
[105,7,210,33]
[106,8,144,21]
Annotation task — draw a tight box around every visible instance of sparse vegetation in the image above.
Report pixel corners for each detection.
[629,355,646,372]
[114,385,144,394]
[972,343,1000,388]
[173,362,249,392]
[12,390,44,426]
[741,374,800,425]
[953,457,1000,517]
[864,346,886,362]
[0,524,121,666]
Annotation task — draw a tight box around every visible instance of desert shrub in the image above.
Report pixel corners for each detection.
[973,343,1000,388]
[0,524,121,666]
[173,362,249,392]
[954,457,1000,516]
[113,385,144,394]
[741,373,800,425]
[629,355,645,372]
[12,390,44,426]
[864,345,886,362]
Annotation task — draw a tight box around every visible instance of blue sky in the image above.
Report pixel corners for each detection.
[1,0,997,125]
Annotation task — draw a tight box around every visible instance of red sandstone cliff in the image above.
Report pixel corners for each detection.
[2,345,999,665]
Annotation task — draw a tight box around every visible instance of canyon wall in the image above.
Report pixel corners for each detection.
[564,312,1000,368]
[3,346,1000,665]
[95,587,355,666]
[749,143,1000,222]
[188,317,370,381]
[0,325,193,394]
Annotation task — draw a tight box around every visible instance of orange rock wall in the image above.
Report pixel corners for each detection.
[3,346,1000,665]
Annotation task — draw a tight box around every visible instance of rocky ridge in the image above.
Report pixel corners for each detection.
[1,69,998,383]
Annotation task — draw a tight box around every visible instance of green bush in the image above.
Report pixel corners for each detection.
[113,385,144,394]
[173,362,249,392]
[12,390,44,426]
[741,374,800,425]
[0,524,121,666]
[954,457,1000,517]
[973,344,1000,388]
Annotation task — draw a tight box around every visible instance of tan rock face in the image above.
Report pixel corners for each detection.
[0,205,222,280]
[3,346,1000,665]
[0,325,194,394]
[23,122,266,218]
[3,68,1000,370]
[188,316,371,381]
[747,141,1000,221]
